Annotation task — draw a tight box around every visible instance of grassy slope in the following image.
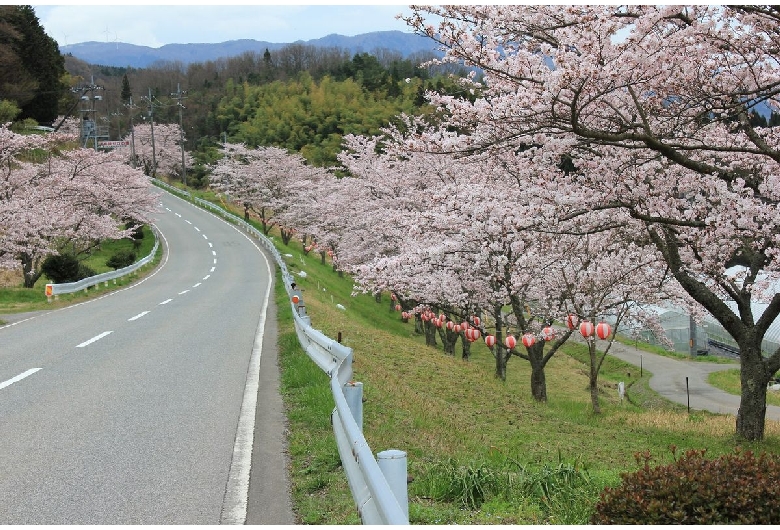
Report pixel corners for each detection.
[273,232,780,524]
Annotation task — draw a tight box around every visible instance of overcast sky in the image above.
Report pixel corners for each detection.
[31,3,416,49]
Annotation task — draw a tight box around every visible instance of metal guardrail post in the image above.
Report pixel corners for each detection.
[344,381,363,430]
[377,450,409,521]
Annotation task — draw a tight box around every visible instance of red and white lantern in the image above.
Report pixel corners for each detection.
[454,324,462,334]
[596,322,612,340]
[461,321,469,330]
[395,304,401,312]
[566,314,577,330]
[473,316,481,326]
[542,326,555,341]
[505,335,517,350]
[446,320,455,331]
[522,333,536,348]
[579,321,594,338]
[485,335,496,348]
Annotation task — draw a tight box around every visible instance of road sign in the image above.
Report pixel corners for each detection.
[97,140,129,149]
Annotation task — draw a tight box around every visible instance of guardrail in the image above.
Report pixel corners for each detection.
[45,227,160,299]
[152,179,410,525]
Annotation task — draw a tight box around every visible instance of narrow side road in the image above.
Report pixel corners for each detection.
[597,337,780,422]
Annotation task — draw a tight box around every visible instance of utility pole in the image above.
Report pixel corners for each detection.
[145,88,156,176]
[171,83,188,186]
[125,96,138,168]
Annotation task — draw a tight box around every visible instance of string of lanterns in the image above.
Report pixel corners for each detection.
[393,304,613,349]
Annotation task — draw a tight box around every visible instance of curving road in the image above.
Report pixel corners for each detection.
[0,191,293,524]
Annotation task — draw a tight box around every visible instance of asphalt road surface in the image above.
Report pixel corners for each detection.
[0,191,293,524]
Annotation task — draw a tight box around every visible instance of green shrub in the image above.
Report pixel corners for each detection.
[106,249,136,270]
[592,447,780,524]
[41,253,81,283]
[77,263,96,279]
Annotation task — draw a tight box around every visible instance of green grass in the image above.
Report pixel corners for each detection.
[709,369,780,408]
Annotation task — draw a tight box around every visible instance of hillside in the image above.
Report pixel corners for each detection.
[60,31,440,68]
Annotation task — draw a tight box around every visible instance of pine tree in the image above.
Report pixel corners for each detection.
[121,74,132,103]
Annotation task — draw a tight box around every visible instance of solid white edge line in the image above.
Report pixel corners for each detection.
[220,227,273,525]
[76,330,113,348]
[0,368,42,391]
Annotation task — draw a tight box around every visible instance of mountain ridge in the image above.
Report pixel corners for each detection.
[60,31,440,68]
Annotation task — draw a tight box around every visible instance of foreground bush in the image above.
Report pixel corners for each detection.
[592,447,780,524]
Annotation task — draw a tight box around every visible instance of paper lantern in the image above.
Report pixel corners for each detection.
[485,335,496,348]
[505,335,517,349]
[596,322,612,340]
[454,324,462,334]
[522,333,536,348]
[395,304,401,311]
[542,326,555,341]
[566,314,577,330]
[579,320,594,338]
[461,321,469,330]
[446,321,455,331]
[473,316,481,326]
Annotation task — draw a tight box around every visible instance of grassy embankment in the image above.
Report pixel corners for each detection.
[267,224,780,524]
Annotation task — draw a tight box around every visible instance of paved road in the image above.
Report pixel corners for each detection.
[592,337,780,422]
[0,191,293,524]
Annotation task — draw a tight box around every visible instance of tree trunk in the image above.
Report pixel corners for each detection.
[736,343,771,441]
[530,365,547,402]
[425,320,438,347]
[280,228,293,245]
[21,253,42,288]
[461,337,471,360]
[526,342,547,402]
[589,341,601,414]
[439,328,456,356]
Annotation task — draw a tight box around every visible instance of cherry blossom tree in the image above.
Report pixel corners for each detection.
[0,125,158,287]
[400,5,780,440]
[210,143,329,245]
[122,122,192,179]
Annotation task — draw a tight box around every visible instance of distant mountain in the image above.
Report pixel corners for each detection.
[60,31,440,68]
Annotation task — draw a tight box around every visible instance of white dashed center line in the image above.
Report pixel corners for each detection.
[0,368,42,391]
[128,311,150,321]
[77,331,113,348]
[160,299,173,305]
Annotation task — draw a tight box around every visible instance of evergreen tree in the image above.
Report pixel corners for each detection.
[2,6,65,123]
[121,74,132,103]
